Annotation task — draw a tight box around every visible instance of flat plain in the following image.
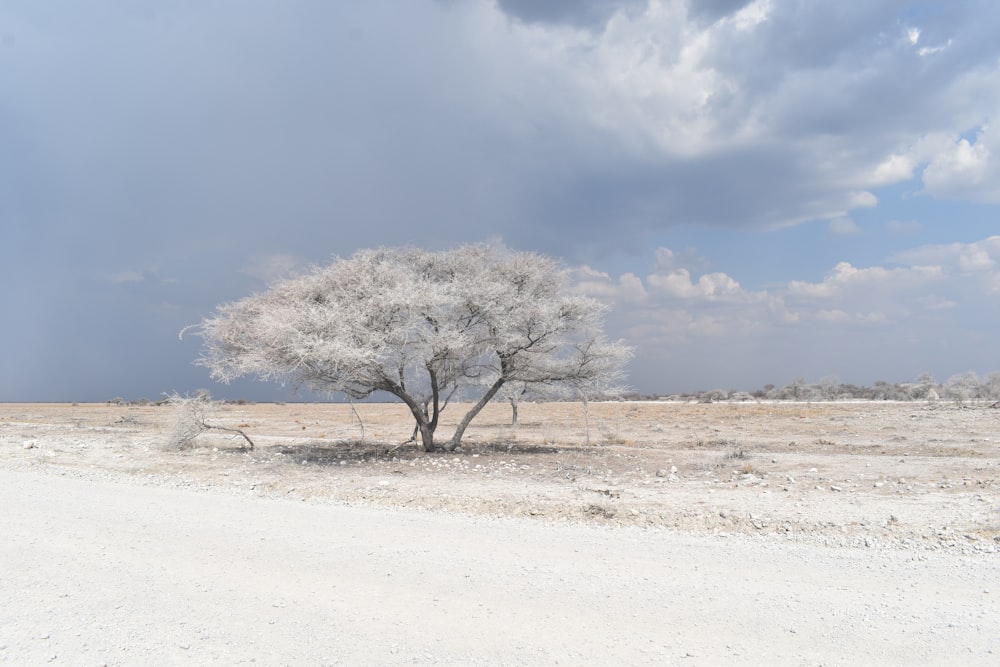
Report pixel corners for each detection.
[2,400,999,664]
[4,400,999,545]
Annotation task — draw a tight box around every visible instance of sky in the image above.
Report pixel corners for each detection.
[2,0,1000,402]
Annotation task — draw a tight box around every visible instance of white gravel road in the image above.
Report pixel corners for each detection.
[1,468,997,665]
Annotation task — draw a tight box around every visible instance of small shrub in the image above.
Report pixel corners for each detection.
[164,392,254,451]
[722,446,750,460]
[584,503,616,519]
[165,393,211,450]
[597,421,627,446]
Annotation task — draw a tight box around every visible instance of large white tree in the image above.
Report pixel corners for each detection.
[193,244,631,451]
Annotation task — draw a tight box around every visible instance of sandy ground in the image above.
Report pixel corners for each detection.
[1,400,999,664]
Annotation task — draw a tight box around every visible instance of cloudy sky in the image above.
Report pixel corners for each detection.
[3,0,1000,401]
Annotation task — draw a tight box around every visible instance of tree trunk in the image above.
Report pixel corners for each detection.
[394,390,438,452]
[418,422,436,452]
[448,378,505,449]
[510,397,519,426]
[409,398,433,447]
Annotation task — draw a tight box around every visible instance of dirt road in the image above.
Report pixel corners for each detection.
[2,468,998,665]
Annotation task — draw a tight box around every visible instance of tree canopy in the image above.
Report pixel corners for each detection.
[194,245,631,450]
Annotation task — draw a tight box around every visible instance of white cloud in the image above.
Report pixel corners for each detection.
[958,249,994,271]
[577,246,745,304]
[572,265,647,302]
[583,236,1000,360]
[870,152,916,186]
[827,218,861,237]
[617,272,647,301]
[647,269,746,301]
[918,39,951,58]
[654,247,681,271]
[653,246,709,272]
[847,191,878,209]
[787,262,943,299]
[576,235,1000,391]
[984,272,1000,296]
[922,125,1000,202]
[729,0,772,32]
[572,245,791,345]
[890,236,1000,271]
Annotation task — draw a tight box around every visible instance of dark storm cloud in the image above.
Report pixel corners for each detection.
[0,0,540,399]
[686,0,755,24]
[4,2,514,237]
[496,0,646,28]
[496,0,755,29]
[519,144,867,238]
[6,1,998,262]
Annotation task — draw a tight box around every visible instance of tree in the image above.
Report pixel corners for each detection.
[191,245,631,451]
[498,381,530,426]
[498,379,578,427]
[944,371,983,403]
[817,375,840,401]
[983,371,1000,402]
[781,377,808,401]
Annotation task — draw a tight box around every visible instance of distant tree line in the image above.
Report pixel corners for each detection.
[107,393,254,407]
[625,371,1000,404]
[110,372,1000,408]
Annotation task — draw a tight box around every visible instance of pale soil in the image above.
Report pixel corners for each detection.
[4,401,999,547]
[2,400,999,664]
